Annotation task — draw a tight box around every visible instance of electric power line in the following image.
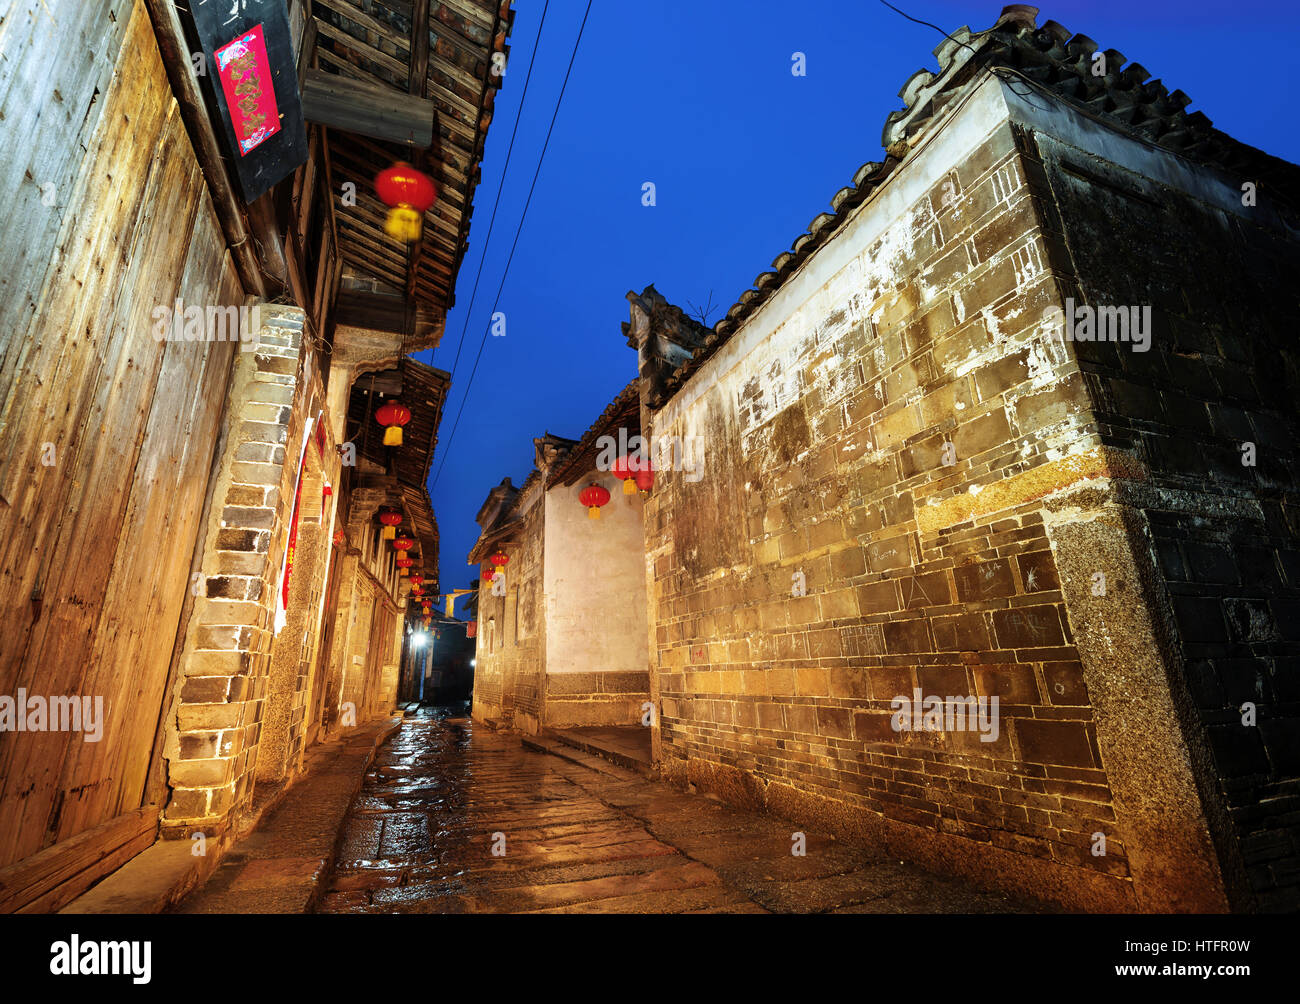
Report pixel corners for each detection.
[877,0,978,55]
[430,0,594,492]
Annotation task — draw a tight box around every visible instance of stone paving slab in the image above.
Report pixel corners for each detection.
[313,710,1048,914]
[169,717,401,914]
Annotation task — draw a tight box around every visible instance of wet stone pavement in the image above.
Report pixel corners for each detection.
[318,707,1045,914]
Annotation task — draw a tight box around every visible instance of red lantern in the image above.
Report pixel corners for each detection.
[375,162,437,243]
[480,563,495,581]
[409,574,424,587]
[467,622,477,639]
[490,551,509,574]
[396,556,414,568]
[375,399,411,447]
[634,465,655,495]
[333,529,346,547]
[378,509,402,540]
[610,456,637,495]
[393,536,415,554]
[579,483,611,520]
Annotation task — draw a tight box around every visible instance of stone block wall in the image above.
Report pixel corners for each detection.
[545,671,650,728]
[473,481,545,732]
[162,305,328,835]
[1013,93,1300,911]
[257,432,336,783]
[637,75,1252,910]
[320,480,410,734]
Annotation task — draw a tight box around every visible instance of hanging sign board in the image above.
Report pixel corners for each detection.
[189,0,309,203]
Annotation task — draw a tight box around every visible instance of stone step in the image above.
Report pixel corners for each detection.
[539,728,655,779]
[519,735,638,781]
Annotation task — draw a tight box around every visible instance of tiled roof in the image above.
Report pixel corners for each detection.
[644,3,1300,407]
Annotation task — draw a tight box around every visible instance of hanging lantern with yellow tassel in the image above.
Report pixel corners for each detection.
[610,456,637,495]
[375,400,411,446]
[579,483,611,520]
[375,162,438,244]
[378,508,402,540]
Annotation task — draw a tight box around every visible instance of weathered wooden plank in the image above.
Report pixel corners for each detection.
[60,155,237,839]
[439,0,495,34]
[315,43,389,90]
[337,231,408,275]
[0,2,209,868]
[301,66,434,147]
[314,220,334,326]
[143,0,267,296]
[408,0,431,95]
[0,806,156,914]
[294,127,321,245]
[431,33,487,94]
[338,220,411,270]
[0,119,201,865]
[319,125,341,256]
[316,18,408,81]
[0,0,134,376]
[339,248,407,288]
[314,0,410,52]
[0,0,177,695]
[338,247,409,288]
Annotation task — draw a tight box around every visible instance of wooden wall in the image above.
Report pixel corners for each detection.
[0,0,245,903]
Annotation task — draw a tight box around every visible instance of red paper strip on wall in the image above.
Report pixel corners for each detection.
[214,23,281,156]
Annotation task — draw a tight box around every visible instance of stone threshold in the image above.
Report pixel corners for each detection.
[524,726,655,778]
[60,717,402,914]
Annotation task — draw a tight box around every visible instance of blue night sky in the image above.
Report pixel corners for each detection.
[413,0,1300,600]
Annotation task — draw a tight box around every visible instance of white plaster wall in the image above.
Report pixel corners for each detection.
[544,472,649,675]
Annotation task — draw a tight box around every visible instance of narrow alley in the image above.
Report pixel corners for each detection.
[174,705,1036,914]
[2,0,1298,964]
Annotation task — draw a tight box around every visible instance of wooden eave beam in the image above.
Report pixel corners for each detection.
[302,67,435,147]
